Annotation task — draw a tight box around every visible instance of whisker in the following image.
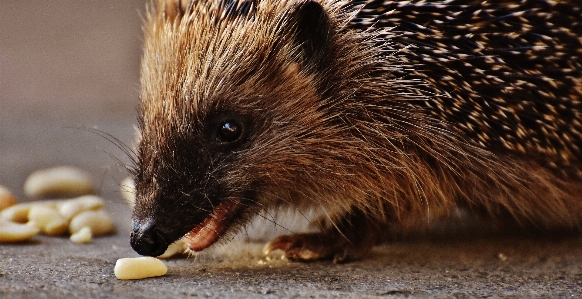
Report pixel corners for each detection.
[73,126,139,175]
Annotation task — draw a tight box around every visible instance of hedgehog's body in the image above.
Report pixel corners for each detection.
[130,0,582,262]
[353,1,582,178]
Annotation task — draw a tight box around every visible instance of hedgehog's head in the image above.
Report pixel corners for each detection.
[129,0,373,257]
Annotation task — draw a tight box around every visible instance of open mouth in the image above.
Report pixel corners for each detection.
[182,197,240,252]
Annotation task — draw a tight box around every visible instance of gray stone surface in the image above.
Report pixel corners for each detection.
[1,1,582,298]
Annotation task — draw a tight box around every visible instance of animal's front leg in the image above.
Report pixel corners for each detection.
[263,208,384,263]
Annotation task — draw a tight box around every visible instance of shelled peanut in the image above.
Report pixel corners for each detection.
[0,186,17,211]
[24,166,95,198]
[0,174,115,245]
[0,195,115,243]
[114,257,168,280]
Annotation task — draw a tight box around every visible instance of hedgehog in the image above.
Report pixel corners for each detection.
[129,0,582,263]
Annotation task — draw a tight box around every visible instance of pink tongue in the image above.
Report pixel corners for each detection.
[182,198,240,252]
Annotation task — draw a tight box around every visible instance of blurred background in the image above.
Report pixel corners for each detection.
[0,1,145,233]
[0,2,144,199]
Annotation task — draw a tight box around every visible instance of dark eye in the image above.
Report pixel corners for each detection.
[217,120,242,143]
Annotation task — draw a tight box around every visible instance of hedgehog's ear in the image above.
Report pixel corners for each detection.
[291,1,332,71]
[156,0,191,21]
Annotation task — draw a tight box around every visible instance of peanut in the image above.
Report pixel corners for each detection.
[69,226,92,244]
[24,166,94,198]
[27,205,68,236]
[114,257,168,280]
[120,176,136,208]
[0,220,40,243]
[157,240,186,259]
[0,186,17,211]
[57,195,105,221]
[69,210,114,236]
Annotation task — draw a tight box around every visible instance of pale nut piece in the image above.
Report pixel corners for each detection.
[24,166,95,198]
[0,186,18,211]
[57,195,105,221]
[157,240,186,259]
[69,226,92,244]
[114,257,168,280]
[0,204,31,223]
[27,205,68,236]
[0,220,40,242]
[120,176,135,209]
[44,220,69,236]
[69,210,115,236]
[0,200,60,223]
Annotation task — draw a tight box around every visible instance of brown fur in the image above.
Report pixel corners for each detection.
[131,0,582,261]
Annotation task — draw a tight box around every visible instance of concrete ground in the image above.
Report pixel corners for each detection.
[1,1,582,298]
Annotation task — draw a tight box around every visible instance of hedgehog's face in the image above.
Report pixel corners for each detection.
[130,0,338,256]
[130,108,256,256]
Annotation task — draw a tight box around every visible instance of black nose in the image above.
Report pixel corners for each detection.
[130,219,169,257]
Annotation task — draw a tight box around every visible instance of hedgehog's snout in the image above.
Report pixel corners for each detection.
[130,219,169,257]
